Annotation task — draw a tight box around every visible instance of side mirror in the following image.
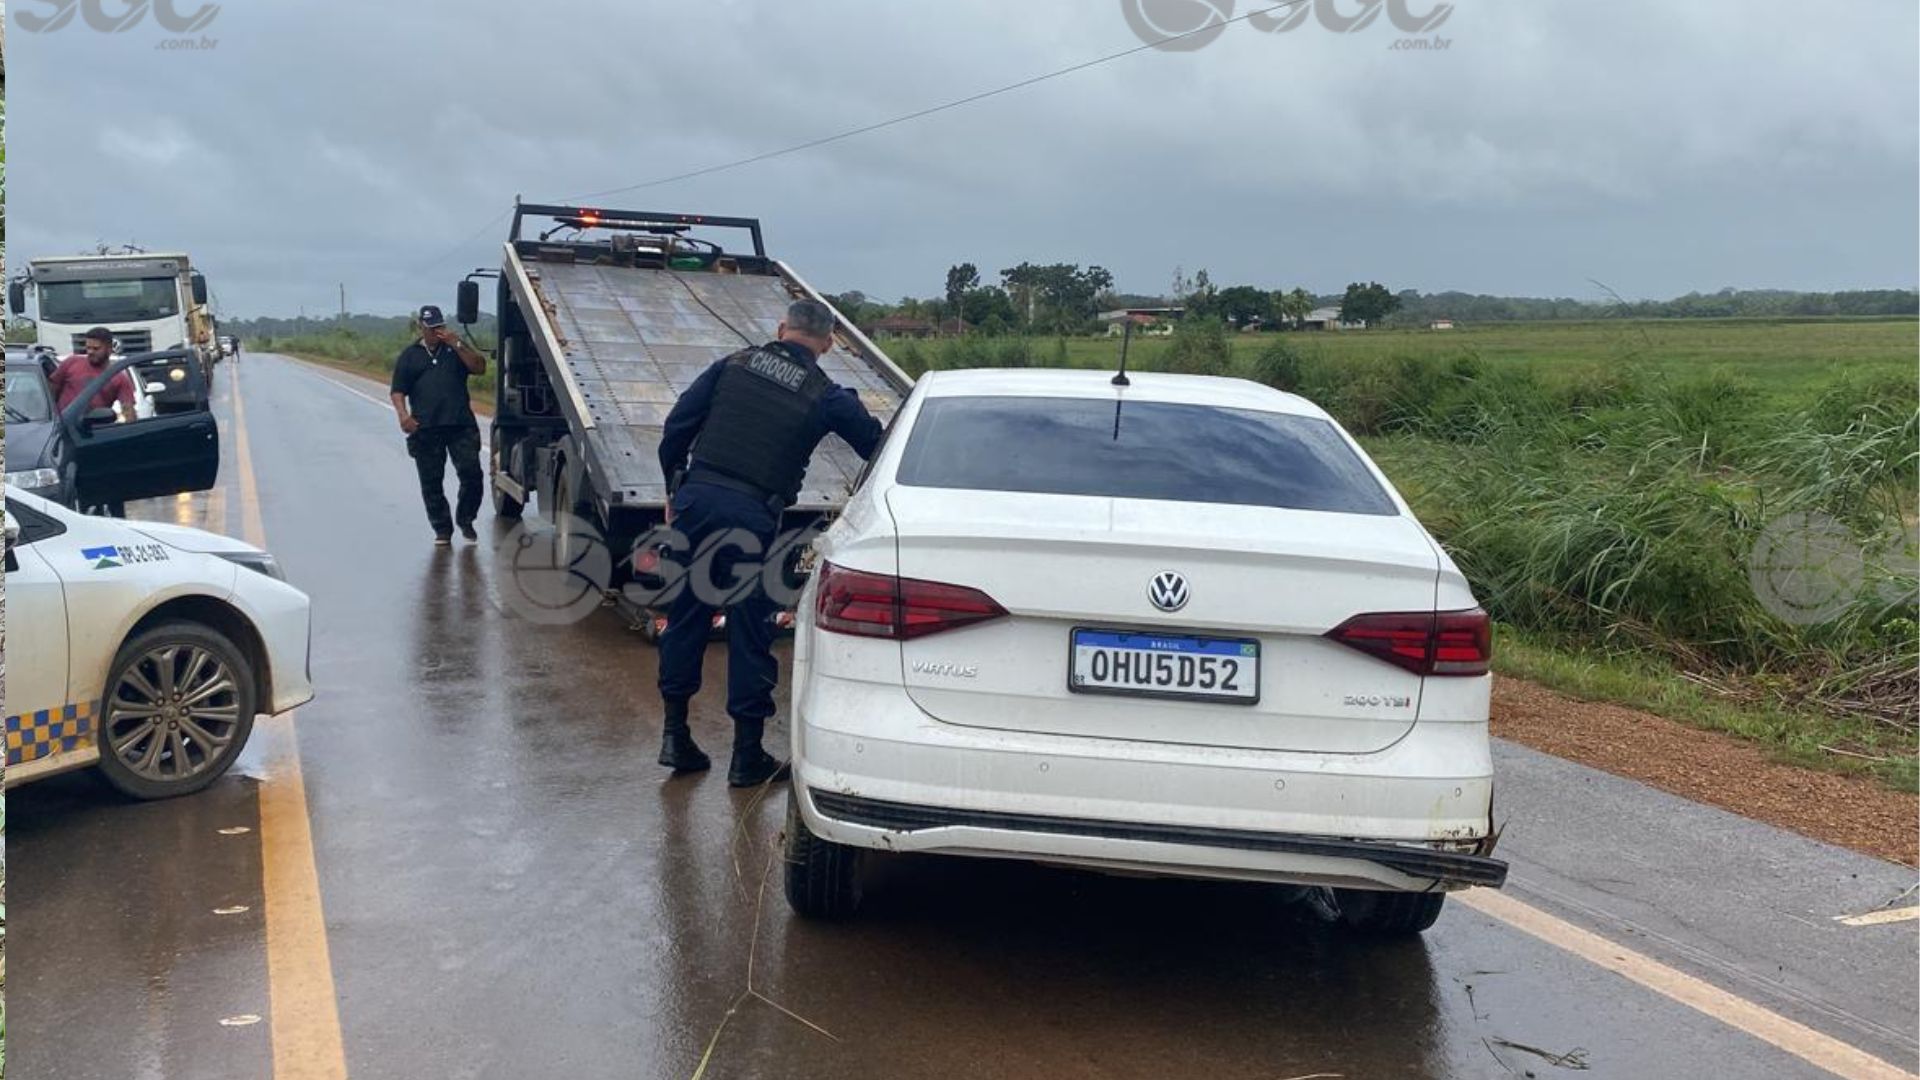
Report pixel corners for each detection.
[456,279,480,326]
[7,280,25,314]
[191,272,209,306]
[4,513,20,549]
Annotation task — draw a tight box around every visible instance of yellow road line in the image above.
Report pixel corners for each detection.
[207,480,228,538]
[233,367,351,1080]
[1836,907,1920,928]
[1459,888,1918,1080]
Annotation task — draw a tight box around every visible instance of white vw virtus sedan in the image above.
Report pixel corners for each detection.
[785,369,1505,934]
[5,490,314,799]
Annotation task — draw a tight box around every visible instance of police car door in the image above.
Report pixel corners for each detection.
[4,500,85,785]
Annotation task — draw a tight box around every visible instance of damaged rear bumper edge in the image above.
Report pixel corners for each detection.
[810,790,1509,890]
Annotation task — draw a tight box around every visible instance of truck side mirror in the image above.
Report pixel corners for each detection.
[456,279,480,326]
[191,272,209,305]
[8,280,24,314]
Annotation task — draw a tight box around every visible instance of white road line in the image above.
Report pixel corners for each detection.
[1836,907,1920,928]
[285,359,391,410]
[1461,888,1919,1080]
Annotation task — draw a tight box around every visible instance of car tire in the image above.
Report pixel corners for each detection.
[95,621,258,801]
[784,791,863,919]
[491,427,524,519]
[1330,888,1445,936]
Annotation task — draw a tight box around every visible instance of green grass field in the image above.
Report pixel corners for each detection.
[1022,317,1916,401]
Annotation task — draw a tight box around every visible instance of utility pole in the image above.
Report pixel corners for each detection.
[338,283,347,322]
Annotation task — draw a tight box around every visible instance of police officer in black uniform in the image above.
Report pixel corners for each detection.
[655,298,883,786]
[389,305,487,545]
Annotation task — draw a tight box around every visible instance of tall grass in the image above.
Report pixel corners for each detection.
[1320,341,1920,744]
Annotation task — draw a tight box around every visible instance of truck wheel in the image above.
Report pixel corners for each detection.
[552,464,592,565]
[96,621,258,800]
[784,791,863,919]
[1330,888,1445,936]
[491,431,524,519]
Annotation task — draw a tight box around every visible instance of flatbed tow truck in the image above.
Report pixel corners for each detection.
[457,202,911,641]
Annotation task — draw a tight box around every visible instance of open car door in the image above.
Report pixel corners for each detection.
[64,350,220,506]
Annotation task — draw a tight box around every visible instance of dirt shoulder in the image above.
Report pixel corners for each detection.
[1494,678,1917,867]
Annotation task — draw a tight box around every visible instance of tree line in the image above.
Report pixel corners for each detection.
[828,263,1919,335]
[193,278,1917,343]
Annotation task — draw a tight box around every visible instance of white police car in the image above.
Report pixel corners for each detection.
[4,489,314,798]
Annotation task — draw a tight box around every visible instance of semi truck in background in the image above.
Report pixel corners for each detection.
[10,253,222,414]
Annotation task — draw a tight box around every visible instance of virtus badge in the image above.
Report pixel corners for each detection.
[1148,570,1190,613]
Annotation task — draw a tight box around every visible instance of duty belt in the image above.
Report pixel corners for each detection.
[683,466,789,513]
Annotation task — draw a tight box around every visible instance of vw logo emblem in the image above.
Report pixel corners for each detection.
[1148,570,1190,612]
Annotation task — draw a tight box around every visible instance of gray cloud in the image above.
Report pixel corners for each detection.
[10,0,1916,316]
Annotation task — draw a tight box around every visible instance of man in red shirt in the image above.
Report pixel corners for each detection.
[49,326,136,418]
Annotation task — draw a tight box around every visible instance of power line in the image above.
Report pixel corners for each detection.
[410,209,510,276]
[562,1,1307,203]
[412,2,1305,276]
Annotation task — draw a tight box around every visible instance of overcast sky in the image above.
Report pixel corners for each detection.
[9,0,1917,317]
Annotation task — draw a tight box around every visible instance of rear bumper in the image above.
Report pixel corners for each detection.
[803,788,1507,890]
[792,674,1502,892]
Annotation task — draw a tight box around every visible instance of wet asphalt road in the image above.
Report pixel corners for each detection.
[9,352,1918,1079]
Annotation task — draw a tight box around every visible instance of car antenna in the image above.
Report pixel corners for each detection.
[1111,317,1134,387]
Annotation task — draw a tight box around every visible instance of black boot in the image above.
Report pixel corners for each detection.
[658,701,710,774]
[727,748,790,788]
[727,717,789,787]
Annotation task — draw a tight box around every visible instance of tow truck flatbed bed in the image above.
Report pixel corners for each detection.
[508,254,905,511]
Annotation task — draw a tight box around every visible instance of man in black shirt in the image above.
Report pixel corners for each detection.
[389,304,487,545]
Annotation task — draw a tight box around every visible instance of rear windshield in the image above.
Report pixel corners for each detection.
[894,395,1398,515]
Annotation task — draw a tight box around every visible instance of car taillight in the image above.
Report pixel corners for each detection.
[815,561,1006,640]
[1326,609,1491,677]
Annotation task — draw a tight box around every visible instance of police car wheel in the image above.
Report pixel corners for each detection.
[96,621,258,801]
[783,791,863,919]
